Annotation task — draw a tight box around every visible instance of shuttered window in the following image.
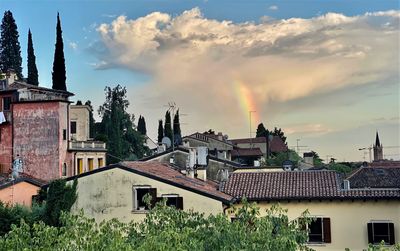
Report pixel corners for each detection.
[368,222,395,245]
[304,217,331,244]
[133,186,157,211]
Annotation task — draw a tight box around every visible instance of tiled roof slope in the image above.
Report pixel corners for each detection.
[120,161,233,202]
[221,171,400,201]
[231,148,263,157]
[230,136,288,153]
[0,173,46,190]
[347,167,400,188]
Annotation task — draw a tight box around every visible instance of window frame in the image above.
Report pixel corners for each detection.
[302,216,331,244]
[2,97,11,111]
[368,221,395,245]
[70,121,77,134]
[132,186,156,212]
[161,194,183,210]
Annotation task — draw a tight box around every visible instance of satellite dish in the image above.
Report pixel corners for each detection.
[282,160,293,171]
[161,137,172,148]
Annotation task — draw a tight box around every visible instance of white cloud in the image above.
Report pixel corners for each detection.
[269,5,278,11]
[92,8,400,140]
[69,41,78,50]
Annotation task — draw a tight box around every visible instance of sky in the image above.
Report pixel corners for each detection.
[1,0,399,162]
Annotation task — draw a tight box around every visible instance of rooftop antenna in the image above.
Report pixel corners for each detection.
[249,111,256,149]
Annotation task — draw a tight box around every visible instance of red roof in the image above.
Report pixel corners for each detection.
[119,161,233,202]
[231,148,263,157]
[221,171,400,201]
[230,136,288,153]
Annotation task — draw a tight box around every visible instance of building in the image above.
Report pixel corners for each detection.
[230,136,288,159]
[182,132,233,160]
[0,173,44,206]
[373,131,383,161]
[0,70,106,181]
[221,170,400,250]
[347,166,400,189]
[67,161,233,223]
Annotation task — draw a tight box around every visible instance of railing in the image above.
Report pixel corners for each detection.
[69,141,106,150]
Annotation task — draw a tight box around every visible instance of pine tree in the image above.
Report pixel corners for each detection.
[157,120,164,143]
[256,123,268,138]
[0,10,22,78]
[52,12,66,91]
[137,116,147,135]
[173,109,182,145]
[164,111,173,144]
[27,29,39,86]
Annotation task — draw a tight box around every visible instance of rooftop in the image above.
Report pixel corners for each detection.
[347,166,400,189]
[230,136,288,153]
[0,173,46,190]
[221,170,400,201]
[231,148,263,157]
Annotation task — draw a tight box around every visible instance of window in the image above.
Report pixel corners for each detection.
[63,129,67,140]
[77,158,83,174]
[368,222,395,245]
[3,97,11,111]
[62,163,67,176]
[133,186,157,211]
[70,121,77,134]
[88,158,94,171]
[302,217,331,244]
[161,194,183,210]
[98,158,104,167]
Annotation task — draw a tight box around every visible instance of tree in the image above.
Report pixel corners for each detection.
[52,12,66,91]
[98,85,148,163]
[85,100,96,139]
[157,119,164,143]
[173,109,182,145]
[310,151,323,167]
[137,115,147,135]
[267,150,301,167]
[0,10,22,78]
[256,123,269,138]
[272,127,287,144]
[27,29,39,86]
[164,111,173,144]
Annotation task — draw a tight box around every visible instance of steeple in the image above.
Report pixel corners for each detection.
[375,131,381,147]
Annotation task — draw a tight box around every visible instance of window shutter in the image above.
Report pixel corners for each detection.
[367,223,373,244]
[176,197,183,210]
[149,188,157,208]
[323,218,331,243]
[389,223,395,245]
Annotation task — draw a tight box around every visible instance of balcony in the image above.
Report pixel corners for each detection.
[69,141,106,151]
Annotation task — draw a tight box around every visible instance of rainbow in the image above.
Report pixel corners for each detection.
[233,80,260,127]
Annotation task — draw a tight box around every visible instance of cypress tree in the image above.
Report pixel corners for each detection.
[27,29,39,85]
[173,109,182,145]
[137,115,147,135]
[164,111,173,144]
[52,12,66,91]
[256,123,268,138]
[157,120,164,143]
[0,10,22,78]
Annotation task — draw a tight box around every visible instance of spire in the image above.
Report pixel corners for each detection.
[375,131,381,147]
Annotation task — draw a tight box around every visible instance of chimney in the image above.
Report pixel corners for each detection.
[217,132,223,141]
[303,152,314,166]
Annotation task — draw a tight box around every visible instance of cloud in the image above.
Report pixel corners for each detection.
[92,8,399,139]
[269,5,278,11]
[68,41,78,50]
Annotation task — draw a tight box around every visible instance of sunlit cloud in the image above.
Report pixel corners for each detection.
[91,8,399,140]
[269,5,278,11]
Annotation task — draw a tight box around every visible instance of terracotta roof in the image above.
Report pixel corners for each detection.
[231,148,263,157]
[0,173,46,190]
[9,81,74,96]
[230,136,288,153]
[120,161,232,202]
[368,161,400,168]
[221,171,400,201]
[347,167,400,189]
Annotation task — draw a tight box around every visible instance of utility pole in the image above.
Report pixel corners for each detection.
[249,111,256,149]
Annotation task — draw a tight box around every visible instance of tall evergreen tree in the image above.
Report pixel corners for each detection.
[164,111,173,144]
[0,10,22,78]
[272,127,287,144]
[85,100,96,139]
[27,29,39,86]
[52,12,66,91]
[173,109,182,145]
[157,120,164,143]
[256,123,269,138]
[137,115,147,135]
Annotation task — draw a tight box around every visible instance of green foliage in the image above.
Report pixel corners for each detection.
[0,200,310,251]
[256,123,269,138]
[164,110,173,144]
[52,12,66,91]
[327,163,353,175]
[267,150,302,167]
[0,202,33,236]
[173,109,182,145]
[310,151,324,167]
[98,85,149,163]
[85,100,96,138]
[137,115,147,135]
[271,127,287,144]
[0,10,22,78]
[157,119,163,143]
[27,29,39,86]
[40,179,78,227]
